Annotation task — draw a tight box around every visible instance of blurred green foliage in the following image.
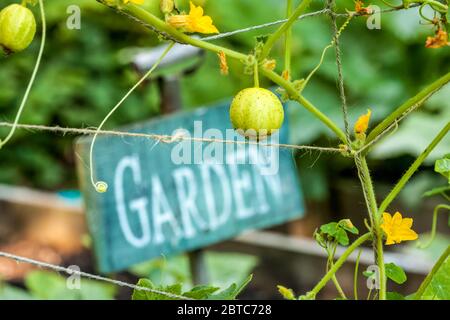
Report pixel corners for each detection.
[0,270,116,300]
[0,0,449,189]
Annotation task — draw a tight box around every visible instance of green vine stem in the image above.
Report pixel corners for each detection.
[101,2,348,144]
[254,59,260,88]
[353,249,362,300]
[366,72,450,145]
[306,232,372,298]
[327,243,347,299]
[89,42,175,193]
[414,245,450,299]
[283,0,293,79]
[260,68,348,144]
[415,0,449,12]
[355,155,386,299]
[417,204,450,249]
[260,0,313,61]
[378,122,450,214]
[0,0,46,150]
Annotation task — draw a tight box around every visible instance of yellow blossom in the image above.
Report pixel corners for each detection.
[381,212,418,245]
[167,1,219,34]
[123,0,145,4]
[354,109,371,135]
[262,59,276,71]
[354,0,372,15]
[425,29,450,49]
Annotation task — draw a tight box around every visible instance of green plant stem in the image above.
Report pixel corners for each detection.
[106,2,348,144]
[260,0,313,60]
[378,122,450,214]
[414,246,450,299]
[366,72,450,144]
[353,249,362,300]
[0,0,46,150]
[307,233,372,297]
[375,229,385,299]
[284,0,293,78]
[331,274,347,299]
[260,68,348,144]
[355,155,386,300]
[327,243,347,299]
[254,59,260,87]
[417,0,449,12]
[418,204,450,249]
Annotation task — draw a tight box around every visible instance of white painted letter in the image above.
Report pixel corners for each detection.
[173,167,206,238]
[115,155,150,248]
[228,150,254,219]
[201,163,232,229]
[151,175,182,244]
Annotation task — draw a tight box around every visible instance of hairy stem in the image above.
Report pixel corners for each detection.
[260,0,313,60]
[366,72,450,144]
[283,0,293,79]
[355,155,386,300]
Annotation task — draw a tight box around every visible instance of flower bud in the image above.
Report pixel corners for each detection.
[0,4,36,53]
[160,0,174,14]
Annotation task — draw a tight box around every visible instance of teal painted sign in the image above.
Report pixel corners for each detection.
[75,101,304,273]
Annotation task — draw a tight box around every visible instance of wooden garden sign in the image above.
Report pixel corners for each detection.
[75,101,305,273]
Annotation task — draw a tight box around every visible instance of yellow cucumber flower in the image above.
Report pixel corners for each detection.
[381,212,418,245]
[354,109,371,135]
[167,1,219,34]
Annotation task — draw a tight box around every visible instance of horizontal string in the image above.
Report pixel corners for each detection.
[0,122,343,153]
[0,251,192,300]
[201,5,420,41]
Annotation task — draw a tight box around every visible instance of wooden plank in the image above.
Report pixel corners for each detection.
[75,102,305,273]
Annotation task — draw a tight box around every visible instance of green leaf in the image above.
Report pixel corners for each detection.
[320,222,339,237]
[335,228,350,246]
[338,219,359,235]
[183,285,220,299]
[25,271,116,300]
[132,279,183,300]
[209,283,238,300]
[277,285,296,300]
[209,274,252,300]
[363,270,374,278]
[415,247,450,300]
[0,284,35,300]
[234,274,253,297]
[435,158,450,182]
[386,292,405,300]
[385,263,407,284]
